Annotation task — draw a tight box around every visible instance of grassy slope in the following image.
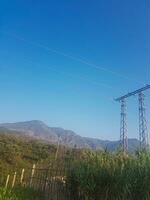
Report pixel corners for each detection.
[0,131,58,173]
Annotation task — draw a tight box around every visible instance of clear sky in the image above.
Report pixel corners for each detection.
[0,0,150,140]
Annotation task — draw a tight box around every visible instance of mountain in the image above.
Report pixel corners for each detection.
[0,120,140,151]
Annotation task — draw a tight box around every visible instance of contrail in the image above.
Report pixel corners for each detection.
[0,30,143,85]
[21,56,114,90]
[6,56,114,102]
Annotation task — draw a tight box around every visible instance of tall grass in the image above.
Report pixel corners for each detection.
[0,187,42,200]
[0,188,17,200]
[67,151,150,200]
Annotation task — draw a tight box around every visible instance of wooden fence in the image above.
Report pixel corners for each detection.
[0,161,72,200]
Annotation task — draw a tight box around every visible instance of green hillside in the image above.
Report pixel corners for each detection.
[0,131,58,173]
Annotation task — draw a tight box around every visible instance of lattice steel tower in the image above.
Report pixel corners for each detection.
[120,99,128,152]
[115,85,150,152]
[138,92,148,149]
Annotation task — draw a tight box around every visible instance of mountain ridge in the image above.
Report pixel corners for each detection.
[0,120,140,151]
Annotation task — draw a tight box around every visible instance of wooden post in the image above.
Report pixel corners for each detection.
[5,174,10,188]
[55,137,60,161]
[20,169,25,185]
[43,169,49,192]
[30,164,36,187]
[12,172,17,188]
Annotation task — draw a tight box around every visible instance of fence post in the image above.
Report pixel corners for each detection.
[5,174,10,188]
[20,169,25,185]
[43,169,49,192]
[12,172,17,188]
[30,164,36,187]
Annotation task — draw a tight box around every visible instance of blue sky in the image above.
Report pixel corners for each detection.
[0,0,150,140]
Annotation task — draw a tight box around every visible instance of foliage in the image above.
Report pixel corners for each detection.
[0,187,41,200]
[68,150,150,200]
[0,132,74,187]
[0,132,65,187]
[2,131,150,200]
[0,132,57,171]
[0,187,18,200]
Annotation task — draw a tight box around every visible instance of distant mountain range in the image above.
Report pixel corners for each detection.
[0,120,140,152]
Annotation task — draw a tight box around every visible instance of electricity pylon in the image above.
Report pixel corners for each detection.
[115,85,150,151]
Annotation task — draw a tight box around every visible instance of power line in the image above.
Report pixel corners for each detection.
[1,50,114,91]
[0,30,143,84]
[25,57,114,90]
[13,56,115,102]
[0,47,116,102]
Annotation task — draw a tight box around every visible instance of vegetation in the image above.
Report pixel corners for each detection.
[0,131,57,171]
[1,132,150,200]
[0,187,42,200]
[68,150,150,200]
[0,131,73,190]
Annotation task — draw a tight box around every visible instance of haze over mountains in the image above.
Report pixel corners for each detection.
[0,120,139,151]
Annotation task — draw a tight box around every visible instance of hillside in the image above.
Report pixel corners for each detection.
[0,130,58,173]
[0,120,140,151]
